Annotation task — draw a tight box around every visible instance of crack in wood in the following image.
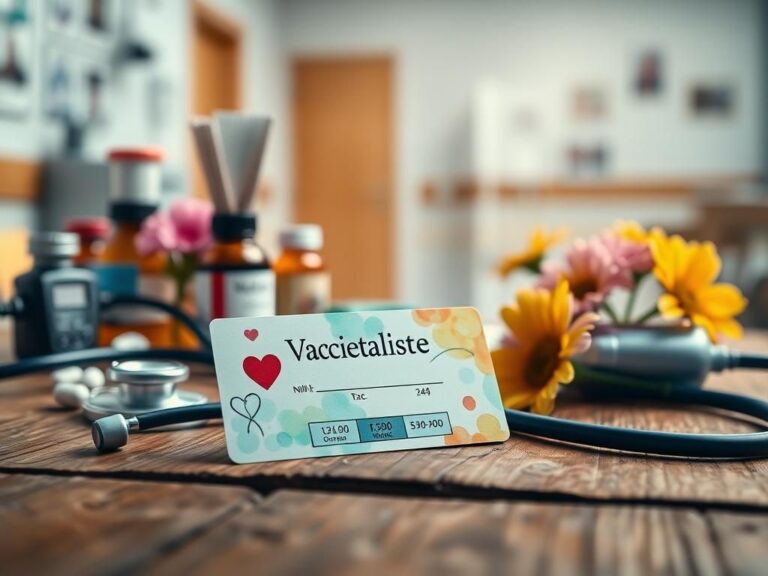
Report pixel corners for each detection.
[3,464,768,516]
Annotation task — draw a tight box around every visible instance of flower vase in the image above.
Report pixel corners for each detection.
[170,279,199,349]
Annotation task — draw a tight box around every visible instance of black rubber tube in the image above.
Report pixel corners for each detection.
[100,294,211,350]
[137,403,222,429]
[120,385,768,459]
[505,387,768,458]
[0,348,214,379]
[733,352,768,370]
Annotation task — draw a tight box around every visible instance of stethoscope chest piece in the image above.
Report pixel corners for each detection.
[82,360,208,421]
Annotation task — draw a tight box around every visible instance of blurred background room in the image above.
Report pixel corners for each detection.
[1,0,766,330]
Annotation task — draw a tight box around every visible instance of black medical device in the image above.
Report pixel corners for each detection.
[6,233,100,358]
[1,232,212,360]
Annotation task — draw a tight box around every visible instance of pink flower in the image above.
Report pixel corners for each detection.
[135,198,213,256]
[538,238,632,314]
[168,197,214,254]
[598,231,653,276]
[135,211,177,255]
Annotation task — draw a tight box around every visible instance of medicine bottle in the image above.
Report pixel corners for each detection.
[99,148,173,346]
[274,224,330,315]
[66,218,111,267]
[195,213,275,322]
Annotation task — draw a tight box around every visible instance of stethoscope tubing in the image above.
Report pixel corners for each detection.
[505,386,768,458]
[100,294,212,350]
[2,339,767,458]
[123,386,768,459]
[0,348,214,379]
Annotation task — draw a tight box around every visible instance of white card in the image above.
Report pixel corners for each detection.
[210,308,510,463]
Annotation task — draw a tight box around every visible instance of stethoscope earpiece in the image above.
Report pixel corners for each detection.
[92,414,137,452]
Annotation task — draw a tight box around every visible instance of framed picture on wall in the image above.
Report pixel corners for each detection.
[0,0,34,118]
[631,49,664,97]
[570,85,608,122]
[688,82,735,119]
[566,142,610,178]
[83,59,109,124]
[46,0,78,35]
[84,0,118,35]
[44,50,78,121]
[47,0,119,45]
[43,0,122,129]
[44,49,111,124]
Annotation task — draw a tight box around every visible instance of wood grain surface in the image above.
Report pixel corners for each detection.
[153,491,768,576]
[0,334,766,508]
[1,474,766,576]
[0,473,259,575]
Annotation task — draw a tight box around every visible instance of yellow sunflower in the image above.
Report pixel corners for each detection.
[498,226,567,277]
[614,220,651,244]
[651,231,747,342]
[491,280,599,415]
[614,219,667,246]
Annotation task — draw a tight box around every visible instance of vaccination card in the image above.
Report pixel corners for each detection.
[209,307,510,463]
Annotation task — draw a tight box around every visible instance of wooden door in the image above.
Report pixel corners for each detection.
[293,57,394,300]
[190,2,242,198]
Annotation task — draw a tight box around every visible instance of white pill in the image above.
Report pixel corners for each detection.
[82,366,106,389]
[52,366,84,383]
[111,331,151,351]
[53,381,90,409]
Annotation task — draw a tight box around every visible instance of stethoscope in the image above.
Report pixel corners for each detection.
[2,315,768,458]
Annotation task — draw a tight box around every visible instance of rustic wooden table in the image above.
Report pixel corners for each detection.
[1,334,768,575]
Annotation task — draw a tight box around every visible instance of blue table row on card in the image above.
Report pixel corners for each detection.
[308,420,361,447]
[403,412,453,437]
[357,416,408,443]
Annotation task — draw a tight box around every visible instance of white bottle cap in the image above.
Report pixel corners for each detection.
[280,224,323,251]
[107,148,164,205]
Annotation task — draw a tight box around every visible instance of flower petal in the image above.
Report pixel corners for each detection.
[501,389,539,410]
[713,318,743,340]
[551,280,572,335]
[684,242,721,289]
[658,294,684,319]
[697,283,748,319]
[563,332,592,356]
[554,360,575,384]
[691,313,719,343]
[490,347,524,382]
[531,379,561,414]
[500,304,524,338]
[532,395,555,415]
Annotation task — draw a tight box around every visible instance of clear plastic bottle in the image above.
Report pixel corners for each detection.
[274,224,330,315]
[195,213,275,322]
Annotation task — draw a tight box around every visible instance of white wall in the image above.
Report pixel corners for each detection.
[2,0,762,311]
[0,0,288,246]
[279,0,765,309]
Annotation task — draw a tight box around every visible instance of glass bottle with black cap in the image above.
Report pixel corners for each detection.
[195,212,275,323]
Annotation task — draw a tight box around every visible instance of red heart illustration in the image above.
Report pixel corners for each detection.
[243,354,281,390]
[244,329,259,341]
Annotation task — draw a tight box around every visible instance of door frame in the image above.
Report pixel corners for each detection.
[189,1,243,197]
[291,54,397,299]
[190,1,243,111]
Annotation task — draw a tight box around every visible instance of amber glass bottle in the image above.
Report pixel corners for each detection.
[98,148,172,346]
[66,218,111,267]
[195,213,275,322]
[274,225,330,315]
